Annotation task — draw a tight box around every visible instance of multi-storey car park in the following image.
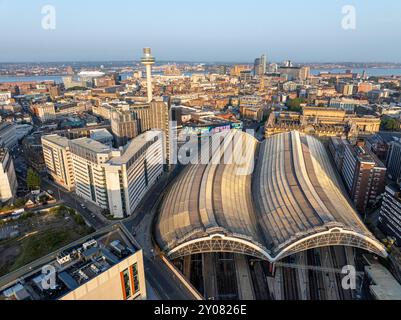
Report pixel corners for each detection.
[155,130,387,263]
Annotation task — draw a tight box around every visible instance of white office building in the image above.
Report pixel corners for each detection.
[42,135,75,191]
[104,130,164,218]
[0,149,18,203]
[69,138,116,210]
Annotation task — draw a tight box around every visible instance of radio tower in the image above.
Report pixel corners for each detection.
[141,48,156,103]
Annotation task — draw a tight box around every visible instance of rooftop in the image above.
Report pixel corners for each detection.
[69,137,111,154]
[41,134,70,148]
[108,130,163,166]
[0,224,139,301]
[156,130,387,262]
[365,261,401,300]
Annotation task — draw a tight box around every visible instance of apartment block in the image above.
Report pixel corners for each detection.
[0,225,147,301]
[378,184,401,245]
[0,149,18,202]
[387,141,401,182]
[69,138,115,210]
[34,103,56,122]
[342,141,387,213]
[42,135,75,191]
[104,130,164,218]
[68,130,165,218]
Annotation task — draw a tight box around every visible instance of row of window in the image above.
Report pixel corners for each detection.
[120,263,140,300]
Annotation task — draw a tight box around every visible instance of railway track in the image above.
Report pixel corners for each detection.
[282,257,299,300]
[307,249,327,300]
[331,247,353,300]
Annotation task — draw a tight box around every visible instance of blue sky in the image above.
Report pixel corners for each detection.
[0,0,400,62]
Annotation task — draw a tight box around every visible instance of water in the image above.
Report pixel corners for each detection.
[311,68,401,77]
[1,68,400,84]
[0,75,64,84]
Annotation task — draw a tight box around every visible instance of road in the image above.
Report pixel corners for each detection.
[40,178,108,230]
[44,164,194,300]
[123,165,195,300]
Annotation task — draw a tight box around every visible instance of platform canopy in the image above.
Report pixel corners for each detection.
[155,130,387,262]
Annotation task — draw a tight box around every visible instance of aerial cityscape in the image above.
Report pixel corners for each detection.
[1,0,401,307]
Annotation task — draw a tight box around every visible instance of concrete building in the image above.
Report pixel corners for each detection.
[342,141,387,213]
[42,135,75,191]
[0,122,17,150]
[104,130,165,218]
[378,183,401,245]
[68,130,165,218]
[90,128,114,148]
[254,54,267,76]
[22,134,46,173]
[69,138,115,210]
[111,106,140,147]
[387,141,401,182]
[0,225,147,301]
[0,149,17,203]
[34,103,56,122]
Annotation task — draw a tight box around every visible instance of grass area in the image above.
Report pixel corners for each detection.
[10,229,73,272]
[0,206,95,277]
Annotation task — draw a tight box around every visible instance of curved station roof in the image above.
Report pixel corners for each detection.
[155,130,387,262]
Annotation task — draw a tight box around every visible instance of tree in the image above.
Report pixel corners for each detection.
[381,118,400,132]
[14,198,26,208]
[26,168,41,191]
[285,98,306,113]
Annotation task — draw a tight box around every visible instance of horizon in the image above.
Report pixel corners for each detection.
[1,0,401,63]
[2,60,401,65]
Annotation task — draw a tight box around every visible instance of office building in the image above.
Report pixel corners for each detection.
[387,141,401,182]
[0,149,18,203]
[90,129,114,148]
[342,141,387,213]
[378,184,401,245]
[22,135,46,173]
[42,135,75,191]
[104,130,164,218]
[0,122,17,149]
[299,66,310,81]
[69,138,115,210]
[111,106,140,147]
[254,54,267,76]
[0,225,147,301]
[68,130,165,218]
[34,103,56,122]
[230,65,250,77]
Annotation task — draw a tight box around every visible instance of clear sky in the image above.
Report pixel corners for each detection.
[1,0,400,63]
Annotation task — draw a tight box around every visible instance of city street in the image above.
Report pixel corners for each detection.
[40,178,108,230]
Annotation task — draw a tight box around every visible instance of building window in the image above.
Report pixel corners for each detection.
[120,269,131,299]
[130,263,140,295]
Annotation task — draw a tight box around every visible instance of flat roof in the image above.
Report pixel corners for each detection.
[365,263,401,300]
[108,130,162,166]
[0,224,139,301]
[69,137,111,154]
[41,134,70,148]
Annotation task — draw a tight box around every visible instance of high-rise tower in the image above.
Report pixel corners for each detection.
[141,48,156,102]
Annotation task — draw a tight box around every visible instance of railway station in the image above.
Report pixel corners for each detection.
[155,130,388,299]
